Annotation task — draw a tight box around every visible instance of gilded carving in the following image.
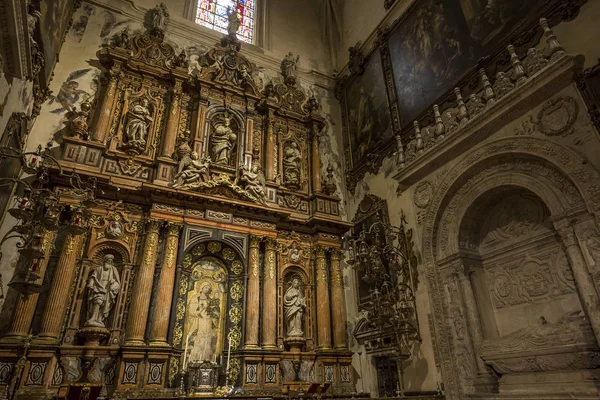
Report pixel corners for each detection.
[231,260,243,275]
[230,281,244,301]
[192,244,205,256]
[207,241,221,253]
[222,248,235,261]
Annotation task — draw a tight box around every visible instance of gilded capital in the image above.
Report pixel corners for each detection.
[314,245,327,259]
[264,237,278,250]
[330,248,342,262]
[166,222,183,236]
[249,235,262,248]
[146,219,163,233]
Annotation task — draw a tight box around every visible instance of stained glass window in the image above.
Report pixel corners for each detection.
[195,0,255,44]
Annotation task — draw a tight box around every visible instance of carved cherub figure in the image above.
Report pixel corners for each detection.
[172,152,211,188]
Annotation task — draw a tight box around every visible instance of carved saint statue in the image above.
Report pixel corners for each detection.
[189,284,220,363]
[211,114,237,165]
[284,279,305,337]
[227,7,241,37]
[85,254,121,328]
[172,152,211,188]
[125,99,152,147]
[151,3,169,32]
[281,52,299,82]
[283,142,301,187]
[237,163,266,203]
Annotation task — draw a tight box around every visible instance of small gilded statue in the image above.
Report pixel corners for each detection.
[281,52,299,84]
[237,163,266,203]
[284,279,305,337]
[172,152,211,188]
[282,141,301,188]
[210,113,237,165]
[85,254,121,328]
[124,99,153,149]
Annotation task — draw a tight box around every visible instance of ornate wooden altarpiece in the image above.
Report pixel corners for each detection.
[0,5,353,399]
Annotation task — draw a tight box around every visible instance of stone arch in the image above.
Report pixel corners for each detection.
[419,136,600,398]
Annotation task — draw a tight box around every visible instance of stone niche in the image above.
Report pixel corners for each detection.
[452,186,600,396]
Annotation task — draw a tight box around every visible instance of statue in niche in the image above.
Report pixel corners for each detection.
[85,254,121,328]
[124,99,152,149]
[226,8,241,37]
[172,152,212,188]
[210,113,237,165]
[189,284,220,363]
[150,3,169,33]
[283,142,301,188]
[281,52,299,84]
[237,163,266,203]
[284,279,306,337]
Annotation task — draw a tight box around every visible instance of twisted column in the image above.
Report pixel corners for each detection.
[330,249,347,349]
[149,223,182,346]
[36,233,85,343]
[315,246,331,349]
[160,80,183,158]
[3,231,55,341]
[555,219,600,344]
[124,220,162,345]
[244,236,261,348]
[261,238,278,349]
[94,65,122,143]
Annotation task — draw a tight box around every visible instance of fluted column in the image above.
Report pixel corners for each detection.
[94,64,122,143]
[36,233,85,343]
[310,124,321,193]
[124,220,162,345]
[160,80,183,158]
[315,246,331,349]
[149,223,182,345]
[244,235,261,348]
[264,117,275,182]
[330,249,347,349]
[554,219,600,344]
[261,238,278,349]
[3,231,55,341]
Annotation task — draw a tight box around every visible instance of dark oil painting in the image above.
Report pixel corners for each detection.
[40,0,77,84]
[389,0,548,125]
[344,51,392,168]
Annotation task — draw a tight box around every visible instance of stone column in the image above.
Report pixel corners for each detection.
[315,246,331,349]
[3,231,55,341]
[160,80,183,158]
[555,219,600,344]
[310,124,321,193]
[36,233,85,343]
[329,249,347,349]
[261,238,278,349]
[124,220,162,346]
[264,114,275,182]
[94,65,122,143]
[149,223,182,346]
[244,235,261,348]
[454,262,496,390]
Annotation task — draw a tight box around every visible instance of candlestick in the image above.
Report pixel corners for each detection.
[183,333,190,370]
[226,339,232,373]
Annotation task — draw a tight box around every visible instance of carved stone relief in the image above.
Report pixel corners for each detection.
[536,96,578,137]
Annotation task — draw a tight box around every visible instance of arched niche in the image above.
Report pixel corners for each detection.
[455,186,581,339]
[202,106,246,170]
[170,239,246,385]
[280,265,311,349]
[73,242,132,346]
[420,137,600,398]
